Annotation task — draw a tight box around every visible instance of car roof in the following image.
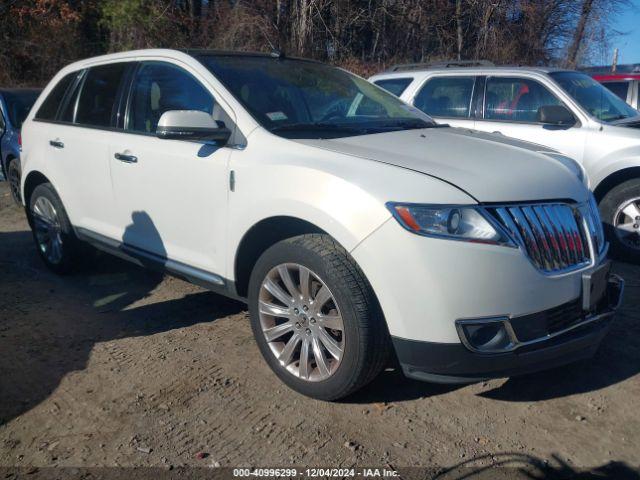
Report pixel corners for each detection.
[58,48,324,73]
[371,66,574,79]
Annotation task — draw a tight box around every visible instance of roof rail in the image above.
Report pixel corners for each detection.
[389,60,494,72]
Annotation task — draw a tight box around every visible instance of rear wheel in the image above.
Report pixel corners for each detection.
[600,179,640,264]
[248,234,389,400]
[28,183,81,274]
[7,159,21,205]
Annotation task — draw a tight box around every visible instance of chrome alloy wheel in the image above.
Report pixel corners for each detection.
[258,263,345,381]
[32,196,64,265]
[614,197,640,251]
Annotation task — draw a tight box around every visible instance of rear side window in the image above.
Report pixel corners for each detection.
[127,62,214,134]
[484,77,562,122]
[374,78,413,97]
[75,63,128,128]
[35,72,77,121]
[602,81,630,101]
[413,77,475,118]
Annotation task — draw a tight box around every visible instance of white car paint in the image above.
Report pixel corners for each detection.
[20,50,617,386]
[369,66,640,194]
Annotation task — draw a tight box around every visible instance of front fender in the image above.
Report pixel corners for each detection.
[225,129,475,280]
[589,145,640,192]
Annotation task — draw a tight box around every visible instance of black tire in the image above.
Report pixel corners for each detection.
[600,178,640,264]
[248,234,390,401]
[7,158,22,205]
[28,182,82,274]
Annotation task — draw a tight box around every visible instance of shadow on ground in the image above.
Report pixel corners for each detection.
[2,223,639,414]
[0,228,244,425]
[432,452,640,479]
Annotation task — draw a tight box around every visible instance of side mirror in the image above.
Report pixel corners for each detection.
[536,105,576,126]
[156,110,231,144]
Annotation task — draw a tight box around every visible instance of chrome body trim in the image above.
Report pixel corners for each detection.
[455,274,624,354]
[76,227,226,288]
[487,200,606,275]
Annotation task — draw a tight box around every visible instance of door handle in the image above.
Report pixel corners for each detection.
[114,152,138,163]
[49,140,64,149]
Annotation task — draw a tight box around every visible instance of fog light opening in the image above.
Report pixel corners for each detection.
[459,319,513,353]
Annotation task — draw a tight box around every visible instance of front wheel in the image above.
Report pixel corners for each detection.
[600,179,640,264]
[248,234,389,401]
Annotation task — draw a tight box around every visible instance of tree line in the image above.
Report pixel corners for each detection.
[0,0,630,87]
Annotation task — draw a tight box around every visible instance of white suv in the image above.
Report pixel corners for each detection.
[21,50,622,400]
[370,63,640,262]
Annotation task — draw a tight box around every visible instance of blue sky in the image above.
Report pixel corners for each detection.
[609,0,640,64]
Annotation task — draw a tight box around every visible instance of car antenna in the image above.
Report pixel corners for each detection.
[270,49,285,59]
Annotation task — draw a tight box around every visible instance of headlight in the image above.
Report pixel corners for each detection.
[387,202,515,246]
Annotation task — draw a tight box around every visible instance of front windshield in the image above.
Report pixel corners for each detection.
[197,55,435,138]
[550,71,638,122]
[3,91,40,129]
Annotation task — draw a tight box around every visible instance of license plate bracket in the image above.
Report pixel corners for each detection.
[582,261,611,312]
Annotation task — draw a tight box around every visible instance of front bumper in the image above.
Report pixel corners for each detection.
[393,274,624,383]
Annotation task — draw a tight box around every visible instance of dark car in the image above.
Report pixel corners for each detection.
[1,88,41,204]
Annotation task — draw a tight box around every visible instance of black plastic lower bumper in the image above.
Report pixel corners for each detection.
[394,274,624,384]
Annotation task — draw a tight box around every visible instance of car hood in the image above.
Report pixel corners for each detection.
[610,115,640,128]
[292,127,588,203]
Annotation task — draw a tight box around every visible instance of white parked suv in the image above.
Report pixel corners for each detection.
[370,62,640,262]
[21,50,623,400]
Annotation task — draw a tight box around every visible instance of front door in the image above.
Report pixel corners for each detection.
[108,61,232,276]
[473,76,587,162]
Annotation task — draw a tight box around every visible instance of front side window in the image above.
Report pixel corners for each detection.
[35,72,78,121]
[374,78,413,97]
[127,62,214,134]
[413,76,475,118]
[600,81,630,102]
[197,55,433,139]
[550,71,638,122]
[76,63,127,128]
[484,77,562,123]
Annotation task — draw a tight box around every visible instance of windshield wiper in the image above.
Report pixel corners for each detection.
[269,122,363,133]
[370,119,444,131]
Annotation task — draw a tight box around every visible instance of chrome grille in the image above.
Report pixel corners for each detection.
[489,202,603,274]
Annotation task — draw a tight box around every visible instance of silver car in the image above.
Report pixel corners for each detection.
[370,63,640,262]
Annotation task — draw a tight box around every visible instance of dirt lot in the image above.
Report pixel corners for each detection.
[1,181,639,477]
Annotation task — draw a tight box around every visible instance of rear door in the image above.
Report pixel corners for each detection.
[107,60,232,276]
[409,75,477,129]
[52,63,130,238]
[473,76,588,161]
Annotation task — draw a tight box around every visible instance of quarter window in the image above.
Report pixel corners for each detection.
[75,63,128,128]
[374,78,413,97]
[35,72,78,121]
[413,77,475,118]
[484,77,562,123]
[127,62,214,134]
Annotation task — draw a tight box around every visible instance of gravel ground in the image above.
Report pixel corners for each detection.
[1,182,639,477]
